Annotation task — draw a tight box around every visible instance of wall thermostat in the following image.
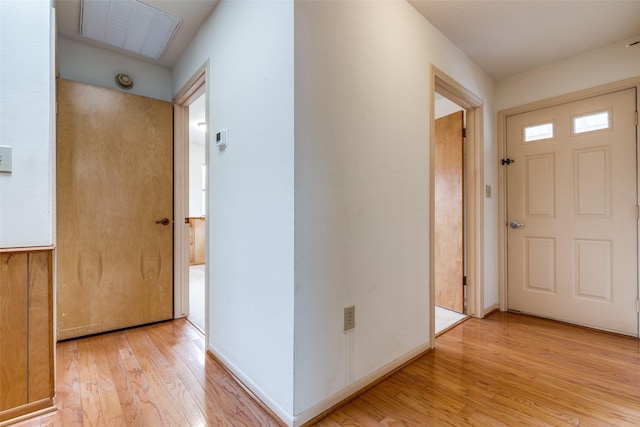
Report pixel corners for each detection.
[215,129,228,149]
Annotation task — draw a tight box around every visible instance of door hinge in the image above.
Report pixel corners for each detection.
[635,111,638,126]
[463,276,467,287]
[501,158,514,165]
[462,128,467,138]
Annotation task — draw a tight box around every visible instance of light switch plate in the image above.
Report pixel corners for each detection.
[0,146,12,173]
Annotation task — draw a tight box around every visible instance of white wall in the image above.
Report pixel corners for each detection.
[0,0,54,248]
[189,143,205,216]
[172,0,295,421]
[496,38,640,110]
[58,37,172,102]
[294,0,495,421]
[435,97,464,119]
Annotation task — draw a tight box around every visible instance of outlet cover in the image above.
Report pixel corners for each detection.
[0,146,12,173]
[344,305,355,331]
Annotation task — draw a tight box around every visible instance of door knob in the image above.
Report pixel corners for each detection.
[155,218,170,226]
[509,221,525,229]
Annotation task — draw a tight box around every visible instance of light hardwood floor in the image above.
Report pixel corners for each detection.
[13,312,640,426]
[317,312,640,426]
[14,319,280,427]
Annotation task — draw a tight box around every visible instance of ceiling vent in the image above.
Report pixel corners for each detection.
[80,0,182,60]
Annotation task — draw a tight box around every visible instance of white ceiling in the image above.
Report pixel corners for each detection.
[55,0,218,68]
[409,0,640,80]
[56,1,640,81]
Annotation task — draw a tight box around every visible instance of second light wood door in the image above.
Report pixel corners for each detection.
[435,111,465,313]
[57,79,174,340]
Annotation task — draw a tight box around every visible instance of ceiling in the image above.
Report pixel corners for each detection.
[56,1,640,81]
[409,0,640,80]
[55,0,218,68]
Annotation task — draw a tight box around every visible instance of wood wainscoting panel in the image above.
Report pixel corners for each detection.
[0,249,54,424]
[28,251,54,402]
[0,253,28,411]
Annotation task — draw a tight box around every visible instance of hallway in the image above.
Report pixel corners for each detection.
[15,313,640,426]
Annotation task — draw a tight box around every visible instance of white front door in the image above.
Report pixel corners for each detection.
[506,88,638,336]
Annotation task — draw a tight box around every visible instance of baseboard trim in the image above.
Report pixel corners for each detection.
[206,347,291,427]
[207,342,434,427]
[296,343,433,426]
[0,398,56,426]
[483,304,500,317]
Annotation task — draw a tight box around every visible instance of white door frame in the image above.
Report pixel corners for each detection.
[430,66,485,347]
[498,77,640,324]
[173,61,210,337]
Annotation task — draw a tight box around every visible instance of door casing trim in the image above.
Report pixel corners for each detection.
[173,62,209,337]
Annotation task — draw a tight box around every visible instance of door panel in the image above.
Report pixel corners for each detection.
[57,79,173,340]
[435,111,465,313]
[506,88,637,335]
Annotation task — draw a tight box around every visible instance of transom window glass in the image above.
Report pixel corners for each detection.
[524,122,554,143]
[573,110,611,135]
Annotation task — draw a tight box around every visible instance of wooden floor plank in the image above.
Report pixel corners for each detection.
[124,327,206,427]
[317,312,640,426]
[96,333,145,426]
[11,313,640,427]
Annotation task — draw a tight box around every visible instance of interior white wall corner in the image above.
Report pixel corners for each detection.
[172,0,296,421]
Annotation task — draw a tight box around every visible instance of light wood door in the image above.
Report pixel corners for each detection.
[506,88,638,335]
[57,79,174,340]
[435,111,465,313]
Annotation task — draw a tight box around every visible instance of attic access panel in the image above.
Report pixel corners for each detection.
[81,0,182,60]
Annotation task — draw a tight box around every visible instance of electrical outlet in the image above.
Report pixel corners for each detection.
[344,305,355,331]
[0,146,12,173]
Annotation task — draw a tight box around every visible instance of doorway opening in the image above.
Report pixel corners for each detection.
[174,63,209,335]
[434,93,468,335]
[186,93,207,331]
[430,66,485,346]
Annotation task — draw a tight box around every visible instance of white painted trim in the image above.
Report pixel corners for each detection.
[292,343,432,427]
[173,104,190,319]
[207,345,295,427]
[497,109,508,312]
[497,77,640,316]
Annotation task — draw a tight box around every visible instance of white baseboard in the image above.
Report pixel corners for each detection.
[292,342,432,426]
[209,342,433,427]
[207,345,295,426]
[483,303,499,317]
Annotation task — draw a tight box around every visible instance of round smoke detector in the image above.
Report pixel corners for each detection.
[115,73,134,90]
